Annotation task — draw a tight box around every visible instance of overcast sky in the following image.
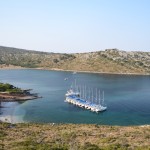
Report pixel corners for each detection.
[0,0,150,53]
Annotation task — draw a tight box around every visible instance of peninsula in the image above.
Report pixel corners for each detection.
[0,83,39,102]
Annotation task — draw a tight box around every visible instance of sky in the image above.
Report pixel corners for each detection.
[0,0,150,53]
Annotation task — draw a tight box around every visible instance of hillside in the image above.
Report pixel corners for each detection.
[0,46,150,74]
[1,123,150,150]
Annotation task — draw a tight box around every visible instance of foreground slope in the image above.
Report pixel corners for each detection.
[0,123,150,150]
[0,46,150,74]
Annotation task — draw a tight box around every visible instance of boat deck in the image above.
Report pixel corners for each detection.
[65,95,107,112]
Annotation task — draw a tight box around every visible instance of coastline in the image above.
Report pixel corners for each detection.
[49,68,150,76]
[0,115,13,123]
[0,114,25,123]
[0,65,150,76]
[0,95,41,102]
[0,65,25,70]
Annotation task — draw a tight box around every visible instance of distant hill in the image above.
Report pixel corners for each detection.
[0,46,150,74]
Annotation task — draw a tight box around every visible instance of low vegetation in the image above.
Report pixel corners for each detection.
[0,83,22,94]
[0,123,150,150]
[0,46,150,74]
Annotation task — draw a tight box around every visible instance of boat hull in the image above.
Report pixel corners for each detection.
[65,95,107,113]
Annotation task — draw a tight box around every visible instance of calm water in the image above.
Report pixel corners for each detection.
[0,69,150,125]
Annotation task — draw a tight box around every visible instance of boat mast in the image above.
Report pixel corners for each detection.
[99,90,101,106]
[83,85,84,99]
[77,85,78,93]
[96,88,97,104]
[92,88,93,103]
[75,79,76,92]
[88,87,90,102]
[85,85,86,100]
[102,91,104,106]
[79,85,81,98]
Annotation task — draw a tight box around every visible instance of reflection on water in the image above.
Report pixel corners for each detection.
[0,69,150,125]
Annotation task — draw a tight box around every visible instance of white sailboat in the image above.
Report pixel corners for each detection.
[65,81,107,112]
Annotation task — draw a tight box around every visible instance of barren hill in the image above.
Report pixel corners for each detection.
[0,46,150,74]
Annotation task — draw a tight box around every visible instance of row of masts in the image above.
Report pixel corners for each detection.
[71,81,105,106]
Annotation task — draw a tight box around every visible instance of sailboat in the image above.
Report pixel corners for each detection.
[72,71,77,74]
[65,81,107,112]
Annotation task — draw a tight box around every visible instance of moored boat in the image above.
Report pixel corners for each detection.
[65,82,107,113]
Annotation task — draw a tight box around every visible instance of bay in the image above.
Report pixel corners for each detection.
[0,69,150,125]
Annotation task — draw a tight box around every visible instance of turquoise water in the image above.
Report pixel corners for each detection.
[0,69,150,125]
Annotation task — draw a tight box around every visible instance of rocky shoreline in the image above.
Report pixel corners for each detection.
[0,91,42,102]
[0,66,150,76]
[0,95,41,102]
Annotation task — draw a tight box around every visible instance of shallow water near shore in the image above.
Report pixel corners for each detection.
[0,69,150,125]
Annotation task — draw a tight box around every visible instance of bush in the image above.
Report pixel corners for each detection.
[0,83,23,93]
[81,142,101,150]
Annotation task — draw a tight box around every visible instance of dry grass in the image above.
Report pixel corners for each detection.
[0,123,150,150]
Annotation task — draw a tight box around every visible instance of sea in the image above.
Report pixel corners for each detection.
[0,69,150,126]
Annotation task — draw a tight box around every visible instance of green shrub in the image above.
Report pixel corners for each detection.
[81,142,101,150]
[0,83,23,93]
